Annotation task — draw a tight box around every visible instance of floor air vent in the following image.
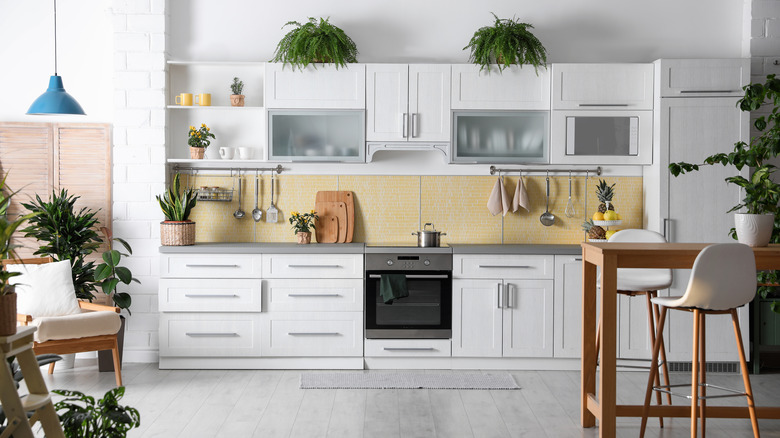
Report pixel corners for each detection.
[668,362,738,373]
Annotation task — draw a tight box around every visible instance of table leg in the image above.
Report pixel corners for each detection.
[581,255,598,428]
[599,254,618,438]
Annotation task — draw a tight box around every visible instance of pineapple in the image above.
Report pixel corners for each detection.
[582,219,607,240]
[596,179,616,213]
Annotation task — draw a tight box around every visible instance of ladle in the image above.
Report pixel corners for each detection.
[540,173,556,226]
[565,171,576,218]
[233,174,245,219]
[251,173,262,222]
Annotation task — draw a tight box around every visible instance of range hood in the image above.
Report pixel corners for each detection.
[366,142,450,162]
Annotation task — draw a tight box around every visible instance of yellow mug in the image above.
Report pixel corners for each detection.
[175,93,193,106]
[195,93,211,106]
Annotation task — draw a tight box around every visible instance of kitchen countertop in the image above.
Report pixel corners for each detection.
[448,244,581,255]
[159,242,366,254]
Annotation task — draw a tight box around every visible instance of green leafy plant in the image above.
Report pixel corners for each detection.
[187,123,215,149]
[288,210,319,233]
[271,17,358,70]
[156,173,198,222]
[230,77,244,95]
[53,387,141,438]
[94,227,138,314]
[0,176,37,295]
[464,13,548,73]
[21,190,102,300]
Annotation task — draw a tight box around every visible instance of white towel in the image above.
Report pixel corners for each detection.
[512,176,530,213]
[487,177,510,216]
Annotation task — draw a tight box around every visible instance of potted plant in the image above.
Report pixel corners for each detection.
[230,77,245,107]
[464,13,548,73]
[157,173,198,246]
[54,387,140,437]
[187,123,215,159]
[669,74,780,247]
[288,210,318,244]
[271,17,358,70]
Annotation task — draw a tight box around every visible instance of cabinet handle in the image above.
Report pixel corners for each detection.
[287,264,341,268]
[507,284,515,309]
[184,294,238,298]
[663,218,671,240]
[578,103,630,107]
[186,332,239,337]
[478,265,532,269]
[288,293,341,297]
[574,257,582,261]
[402,113,408,138]
[185,264,239,268]
[679,90,737,94]
[412,113,419,138]
[383,347,435,351]
[288,332,341,336]
[497,283,503,308]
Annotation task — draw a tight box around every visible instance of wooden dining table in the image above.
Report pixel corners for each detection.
[580,241,780,438]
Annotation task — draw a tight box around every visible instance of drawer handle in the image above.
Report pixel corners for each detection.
[368,274,449,279]
[679,90,737,94]
[478,265,532,269]
[288,332,341,336]
[383,347,436,351]
[578,103,630,107]
[288,294,342,297]
[185,264,240,268]
[287,264,342,268]
[184,294,239,298]
[574,257,582,261]
[186,332,239,337]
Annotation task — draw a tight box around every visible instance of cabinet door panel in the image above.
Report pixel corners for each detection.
[451,64,551,110]
[452,279,503,357]
[409,65,451,142]
[658,59,749,97]
[366,64,408,141]
[553,64,653,110]
[503,280,554,357]
[553,256,582,358]
[265,63,366,109]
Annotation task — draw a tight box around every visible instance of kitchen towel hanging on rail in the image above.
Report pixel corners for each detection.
[512,175,530,213]
[487,177,510,216]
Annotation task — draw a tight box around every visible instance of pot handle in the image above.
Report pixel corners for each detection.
[411,232,419,236]
[423,223,435,231]
[439,233,447,236]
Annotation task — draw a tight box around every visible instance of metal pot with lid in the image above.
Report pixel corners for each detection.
[412,223,447,247]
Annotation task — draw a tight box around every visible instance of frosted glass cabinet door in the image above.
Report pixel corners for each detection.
[268,110,365,161]
[451,111,549,163]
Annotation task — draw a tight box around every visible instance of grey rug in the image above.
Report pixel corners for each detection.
[300,372,519,390]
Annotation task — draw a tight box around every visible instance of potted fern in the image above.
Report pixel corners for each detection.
[464,13,548,73]
[230,77,244,107]
[271,17,358,70]
[156,173,198,246]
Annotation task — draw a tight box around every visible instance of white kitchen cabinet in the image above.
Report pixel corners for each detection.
[264,278,363,312]
[452,279,503,357]
[364,339,452,357]
[658,59,749,98]
[262,253,363,278]
[503,280,554,357]
[159,313,263,357]
[453,254,554,279]
[553,255,582,358]
[266,312,363,357]
[264,63,366,109]
[158,278,262,312]
[160,254,262,278]
[552,63,654,110]
[366,64,451,142]
[451,64,551,110]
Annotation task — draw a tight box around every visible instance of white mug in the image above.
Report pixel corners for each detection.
[219,146,235,160]
[238,147,253,160]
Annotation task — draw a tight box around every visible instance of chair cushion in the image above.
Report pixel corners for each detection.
[616,268,673,292]
[7,260,81,317]
[32,310,121,343]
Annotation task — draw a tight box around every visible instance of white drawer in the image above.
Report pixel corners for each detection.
[262,254,363,278]
[159,278,261,312]
[266,312,362,357]
[364,339,451,357]
[265,279,363,312]
[160,254,262,278]
[453,255,553,279]
[159,313,262,357]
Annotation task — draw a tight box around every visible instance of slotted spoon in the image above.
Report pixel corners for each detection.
[266,171,279,223]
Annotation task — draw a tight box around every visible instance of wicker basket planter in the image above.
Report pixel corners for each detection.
[0,291,17,336]
[160,221,196,246]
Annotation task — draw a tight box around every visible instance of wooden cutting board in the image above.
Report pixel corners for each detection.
[316,191,354,243]
[315,215,339,243]
[315,201,348,243]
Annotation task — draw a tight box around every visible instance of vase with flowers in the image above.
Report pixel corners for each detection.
[289,210,319,244]
[188,123,216,159]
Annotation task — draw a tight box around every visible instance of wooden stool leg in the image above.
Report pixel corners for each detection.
[699,312,706,437]
[732,309,760,437]
[596,314,601,358]
[645,292,664,428]
[640,306,667,438]
[691,309,700,438]
[48,362,55,375]
[111,337,123,387]
[653,300,673,406]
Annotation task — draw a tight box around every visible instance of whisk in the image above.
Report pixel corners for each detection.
[565,171,576,218]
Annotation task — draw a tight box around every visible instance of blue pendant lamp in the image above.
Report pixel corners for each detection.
[27,0,85,115]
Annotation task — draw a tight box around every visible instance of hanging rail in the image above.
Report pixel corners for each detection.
[489,165,601,176]
[172,164,284,174]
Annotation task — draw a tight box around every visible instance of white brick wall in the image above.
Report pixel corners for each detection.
[751,0,780,79]
[111,0,167,363]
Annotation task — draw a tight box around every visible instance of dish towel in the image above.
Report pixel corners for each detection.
[512,176,530,213]
[379,274,409,305]
[487,177,510,216]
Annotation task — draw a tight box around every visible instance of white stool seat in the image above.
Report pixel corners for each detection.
[617,268,673,292]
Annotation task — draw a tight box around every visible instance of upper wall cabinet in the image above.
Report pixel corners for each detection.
[265,63,366,109]
[366,64,451,142]
[451,64,551,110]
[657,59,749,98]
[552,63,654,110]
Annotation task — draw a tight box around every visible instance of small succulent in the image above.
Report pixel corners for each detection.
[230,77,244,95]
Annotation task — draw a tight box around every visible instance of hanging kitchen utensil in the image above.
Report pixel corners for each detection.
[233,172,245,219]
[540,173,556,226]
[266,171,279,223]
[252,172,262,222]
[565,171,576,218]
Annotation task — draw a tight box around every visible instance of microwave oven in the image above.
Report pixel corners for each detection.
[550,110,652,165]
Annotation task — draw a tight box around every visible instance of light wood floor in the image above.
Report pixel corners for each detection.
[23,361,780,437]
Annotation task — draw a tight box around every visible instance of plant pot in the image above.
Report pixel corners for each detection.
[735,213,775,247]
[0,291,16,336]
[160,220,196,246]
[190,147,205,159]
[296,231,312,244]
[98,315,124,372]
[230,94,245,107]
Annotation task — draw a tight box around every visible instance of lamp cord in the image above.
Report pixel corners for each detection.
[53,0,58,75]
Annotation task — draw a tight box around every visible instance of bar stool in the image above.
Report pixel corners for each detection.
[596,229,674,425]
[639,243,759,438]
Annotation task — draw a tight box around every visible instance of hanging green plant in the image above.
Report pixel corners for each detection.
[271,17,358,70]
[464,13,548,74]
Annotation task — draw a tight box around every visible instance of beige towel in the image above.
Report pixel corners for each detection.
[487,177,510,216]
[512,176,530,213]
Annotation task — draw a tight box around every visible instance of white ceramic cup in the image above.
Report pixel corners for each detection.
[238,147,253,160]
[219,146,235,160]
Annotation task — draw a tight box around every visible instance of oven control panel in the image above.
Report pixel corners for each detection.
[366,253,452,271]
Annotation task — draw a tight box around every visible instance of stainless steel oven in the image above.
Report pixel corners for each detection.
[364,248,452,339]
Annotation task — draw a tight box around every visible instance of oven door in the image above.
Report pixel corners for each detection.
[365,271,452,339]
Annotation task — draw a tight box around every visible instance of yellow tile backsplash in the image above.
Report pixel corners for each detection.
[184,174,643,245]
